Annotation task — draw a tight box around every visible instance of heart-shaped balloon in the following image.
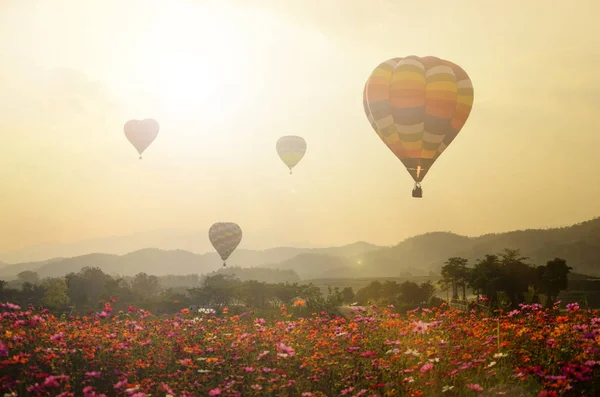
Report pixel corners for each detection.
[124,119,159,159]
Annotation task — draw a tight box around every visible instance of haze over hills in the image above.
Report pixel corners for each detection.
[0,229,328,264]
[2,217,600,280]
[0,242,380,279]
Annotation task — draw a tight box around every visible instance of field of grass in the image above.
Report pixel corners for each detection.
[1,300,599,396]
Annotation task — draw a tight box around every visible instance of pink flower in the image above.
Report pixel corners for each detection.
[43,376,60,387]
[411,320,429,334]
[466,384,483,392]
[276,343,295,357]
[244,366,255,373]
[209,388,222,396]
[420,363,434,372]
[160,383,174,394]
[251,385,263,391]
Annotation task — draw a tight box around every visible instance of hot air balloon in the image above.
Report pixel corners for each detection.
[209,222,242,267]
[124,119,159,159]
[276,136,306,174]
[363,56,474,198]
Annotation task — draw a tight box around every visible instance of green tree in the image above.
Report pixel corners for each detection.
[441,257,469,301]
[341,287,354,304]
[131,272,162,301]
[17,270,40,285]
[40,278,71,310]
[419,281,436,303]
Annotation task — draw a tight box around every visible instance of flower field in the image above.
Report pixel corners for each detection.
[1,301,599,397]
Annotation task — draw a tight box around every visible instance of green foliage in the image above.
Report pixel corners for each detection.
[0,250,590,316]
[40,277,70,310]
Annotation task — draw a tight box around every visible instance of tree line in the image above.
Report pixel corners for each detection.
[440,249,572,310]
[0,249,583,315]
[0,266,442,315]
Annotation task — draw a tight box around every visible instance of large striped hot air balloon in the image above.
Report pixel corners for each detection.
[209,222,242,267]
[276,136,307,174]
[124,119,159,159]
[363,56,474,198]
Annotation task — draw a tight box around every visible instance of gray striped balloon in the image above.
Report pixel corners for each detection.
[209,222,242,267]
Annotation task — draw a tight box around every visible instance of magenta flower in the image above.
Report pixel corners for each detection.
[43,376,60,387]
[209,388,222,396]
[0,341,8,357]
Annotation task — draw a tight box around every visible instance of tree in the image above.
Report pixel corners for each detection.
[131,272,162,301]
[541,258,572,308]
[20,282,46,307]
[398,281,423,305]
[499,249,533,309]
[441,257,469,301]
[470,255,503,310]
[531,265,546,304]
[65,267,112,309]
[17,270,40,285]
[355,281,383,305]
[341,287,354,304]
[40,278,71,310]
[419,281,436,303]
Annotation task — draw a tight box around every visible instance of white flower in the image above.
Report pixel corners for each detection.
[404,348,421,357]
[386,348,400,355]
[442,385,454,393]
[493,352,508,358]
[404,376,415,383]
[428,357,440,363]
[487,361,497,368]
[198,369,211,373]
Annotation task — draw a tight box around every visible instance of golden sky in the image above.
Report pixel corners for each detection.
[1,0,600,254]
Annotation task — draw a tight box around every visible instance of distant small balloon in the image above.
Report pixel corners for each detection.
[209,222,242,267]
[124,119,159,159]
[276,136,306,174]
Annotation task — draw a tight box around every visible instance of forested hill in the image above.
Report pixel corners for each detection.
[358,217,600,277]
[2,218,600,279]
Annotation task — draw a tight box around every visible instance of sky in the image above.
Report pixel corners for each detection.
[1,0,600,255]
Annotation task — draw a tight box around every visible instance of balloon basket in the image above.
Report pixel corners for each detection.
[412,184,423,198]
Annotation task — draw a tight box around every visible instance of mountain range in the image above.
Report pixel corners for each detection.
[0,242,379,279]
[2,217,600,280]
[0,228,324,264]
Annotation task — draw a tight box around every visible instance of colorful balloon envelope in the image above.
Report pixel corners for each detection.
[124,119,159,159]
[276,136,307,174]
[363,56,474,197]
[209,222,242,267]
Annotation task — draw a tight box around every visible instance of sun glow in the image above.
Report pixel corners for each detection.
[123,0,268,123]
